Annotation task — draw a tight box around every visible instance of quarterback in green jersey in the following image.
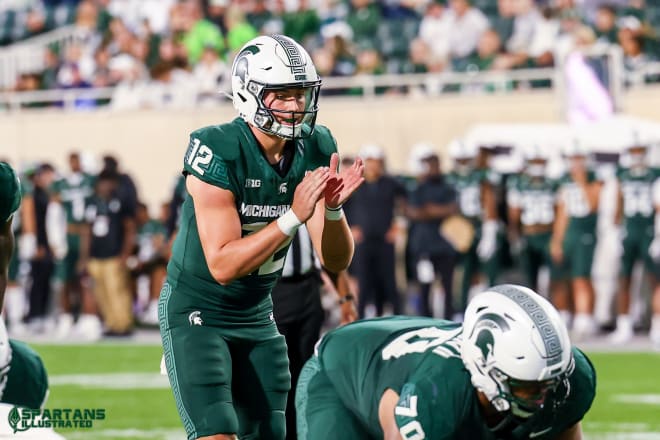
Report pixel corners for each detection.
[296,284,595,440]
[610,144,660,345]
[0,162,65,438]
[159,35,364,440]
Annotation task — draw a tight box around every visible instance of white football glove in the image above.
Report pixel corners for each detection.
[46,201,68,260]
[477,220,498,260]
[649,236,660,262]
[651,212,660,262]
[613,226,624,259]
[416,258,435,284]
[18,233,37,260]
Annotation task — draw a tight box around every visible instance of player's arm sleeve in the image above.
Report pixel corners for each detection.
[0,163,22,224]
[182,133,236,196]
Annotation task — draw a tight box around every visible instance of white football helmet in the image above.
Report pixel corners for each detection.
[448,139,476,175]
[523,144,546,162]
[448,138,477,160]
[408,142,437,176]
[461,285,574,420]
[623,134,648,169]
[524,145,547,178]
[562,140,588,158]
[231,35,321,139]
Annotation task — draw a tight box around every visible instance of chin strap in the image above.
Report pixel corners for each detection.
[489,411,520,435]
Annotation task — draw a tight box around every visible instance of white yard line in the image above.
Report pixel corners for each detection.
[611,394,660,405]
[49,373,169,389]
[584,434,660,440]
[584,422,660,439]
[64,428,185,439]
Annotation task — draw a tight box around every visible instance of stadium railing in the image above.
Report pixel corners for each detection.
[1,43,654,112]
[0,68,559,111]
[0,25,78,90]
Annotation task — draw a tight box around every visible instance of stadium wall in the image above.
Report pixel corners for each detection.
[2,87,660,213]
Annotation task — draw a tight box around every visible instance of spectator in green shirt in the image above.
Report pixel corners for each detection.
[179,0,225,65]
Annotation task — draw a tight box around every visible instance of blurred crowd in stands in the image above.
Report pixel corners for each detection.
[3,139,660,348]
[3,0,660,108]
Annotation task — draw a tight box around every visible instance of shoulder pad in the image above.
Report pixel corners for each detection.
[475,168,490,183]
[190,119,245,162]
[506,173,520,188]
[615,165,625,179]
[310,125,338,157]
[184,122,244,191]
[0,162,22,223]
[303,124,337,169]
[487,170,501,185]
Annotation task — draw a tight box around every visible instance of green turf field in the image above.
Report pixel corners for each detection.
[33,343,183,440]
[24,344,660,439]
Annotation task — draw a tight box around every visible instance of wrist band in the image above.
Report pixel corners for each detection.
[276,210,302,236]
[325,205,344,221]
[338,293,355,305]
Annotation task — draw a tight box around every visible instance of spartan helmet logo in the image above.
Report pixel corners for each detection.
[188,311,203,326]
[235,57,249,85]
[472,312,509,366]
[475,329,495,366]
[234,44,260,85]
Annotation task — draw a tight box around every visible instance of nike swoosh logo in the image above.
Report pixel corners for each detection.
[529,427,552,438]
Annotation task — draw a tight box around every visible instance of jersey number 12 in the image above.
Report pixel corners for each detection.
[187,138,212,175]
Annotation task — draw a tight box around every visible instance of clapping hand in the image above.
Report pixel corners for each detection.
[324,153,364,209]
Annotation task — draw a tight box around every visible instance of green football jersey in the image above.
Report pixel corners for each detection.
[9,172,33,236]
[51,172,96,223]
[617,166,660,225]
[317,316,595,440]
[1,340,49,410]
[507,174,558,227]
[167,117,336,326]
[446,169,489,221]
[0,162,22,224]
[557,171,599,219]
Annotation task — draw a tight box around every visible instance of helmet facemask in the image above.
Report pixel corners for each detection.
[455,158,474,176]
[525,159,546,178]
[254,82,321,140]
[491,369,572,419]
[626,146,648,174]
